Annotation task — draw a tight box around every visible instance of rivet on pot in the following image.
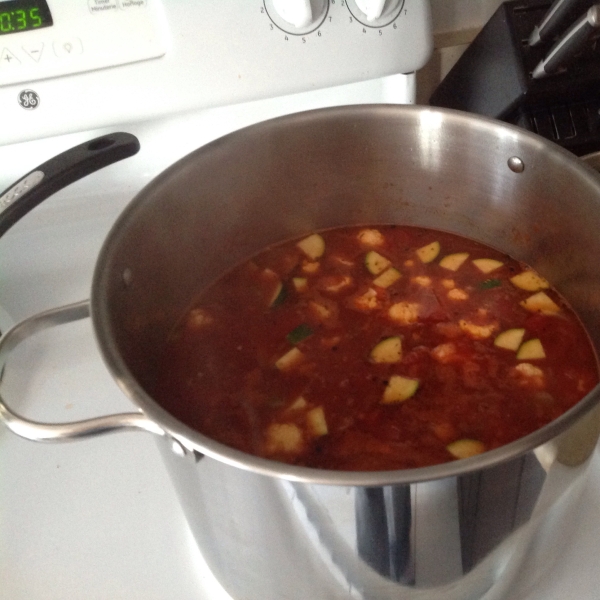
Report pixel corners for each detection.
[122,268,133,287]
[507,156,525,173]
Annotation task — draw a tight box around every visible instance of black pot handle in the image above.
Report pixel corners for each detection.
[0,132,140,238]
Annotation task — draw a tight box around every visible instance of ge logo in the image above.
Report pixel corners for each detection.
[18,89,40,110]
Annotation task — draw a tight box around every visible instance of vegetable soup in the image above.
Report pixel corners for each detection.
[153,226,599,471]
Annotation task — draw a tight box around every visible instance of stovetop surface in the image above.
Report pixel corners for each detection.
[1,81,600,599]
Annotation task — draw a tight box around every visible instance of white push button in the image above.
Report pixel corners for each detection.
[53,38,83,58]
[0,48,20,68]
[119,0,147,7]
[88,0,118,13]
[22,43,45,63]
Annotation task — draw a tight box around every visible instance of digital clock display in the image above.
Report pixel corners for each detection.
[0,0,53,36]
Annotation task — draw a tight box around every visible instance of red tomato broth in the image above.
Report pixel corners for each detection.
[152,226,599,471]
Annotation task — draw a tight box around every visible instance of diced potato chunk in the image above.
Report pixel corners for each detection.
[440,252,469,272]
[517,338,546,360]
[494,328,525,351]
[412,275,432,287]
[302,260,320,274]
[373,267,401,288]
[266,423,303,453]
[514,363,544,377]
[441,279,455,289]
[307,406,328,437]
[297,233,325,260]
[520,292,560,314]
[459,319,498,339]
[275,347,304,371]
[382,375,419,404]
[320,275,353,293]
[388,302,420,324]
[416,241,441,263]
[510,270,550,292]
[365,250,391,275]
[431,342,457,363]
[332,255,354,267]
[513,363,545,388]
[472,258,503,274]
[309,300,333,321]
[448,288,468,300]
[357,228,385,246]
[370,336,402,364]
[447,439,486,459]
[353,288,381,311]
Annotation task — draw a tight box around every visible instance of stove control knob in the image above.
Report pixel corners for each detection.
[355,0,386,21]
[266,0,328,32]
[350,0,403,26]
[272,0,312,28]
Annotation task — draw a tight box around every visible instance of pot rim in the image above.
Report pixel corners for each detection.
[91,103,600,486]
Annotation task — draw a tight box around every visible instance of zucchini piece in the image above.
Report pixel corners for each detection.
[266,423,303,453]
[517,338,546,360]
[307,406,328,437]
[520,292,560,314]
[439,252,469,271]
[292,277,308,292]
[416,241,440,263]
[382,375,419,403]
[275,347,304,371]
[286,323,314,345]
[297,233,325,260]
[473,258,504,274]
[261,268,286,307]
[447,439,486,459]
[494,328,525,351]
[373,267,401,289]
[365,250,391,275]
[269,282,287,307]
[370,336,402,364]
[510,270,550,291]
[288,396,307,411]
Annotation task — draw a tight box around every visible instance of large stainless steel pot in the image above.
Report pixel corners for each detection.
[2,105,600,600]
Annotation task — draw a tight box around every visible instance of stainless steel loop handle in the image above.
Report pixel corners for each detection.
[0,300,165,442]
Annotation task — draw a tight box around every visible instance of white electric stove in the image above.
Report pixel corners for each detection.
[1,1,599,599]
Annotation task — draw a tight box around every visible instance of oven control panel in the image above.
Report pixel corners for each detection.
[0,0,432,145]
[0,0,166,88]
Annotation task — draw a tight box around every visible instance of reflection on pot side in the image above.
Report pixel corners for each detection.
[159,436,589,600]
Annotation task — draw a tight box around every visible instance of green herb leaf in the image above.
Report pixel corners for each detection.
[286,323,314,345]
[479,278,501,290]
